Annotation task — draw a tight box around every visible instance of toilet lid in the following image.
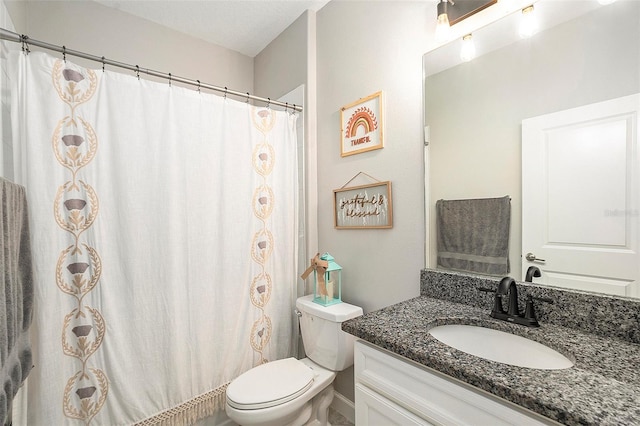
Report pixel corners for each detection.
[226,358,315,410]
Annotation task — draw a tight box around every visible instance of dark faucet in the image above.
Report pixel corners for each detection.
[525,266,541,282]
[496,276,520,316]
[478,276,543,327]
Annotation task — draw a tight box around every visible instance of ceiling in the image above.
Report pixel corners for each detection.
[94,0,331,57]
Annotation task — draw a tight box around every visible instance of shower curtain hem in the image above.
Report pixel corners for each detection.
[134,383,230,426]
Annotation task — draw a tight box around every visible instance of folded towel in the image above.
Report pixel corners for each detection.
[436,196,511,276]
[0,177,34,423]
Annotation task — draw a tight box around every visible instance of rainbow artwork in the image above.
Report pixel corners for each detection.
[340,91,383,156]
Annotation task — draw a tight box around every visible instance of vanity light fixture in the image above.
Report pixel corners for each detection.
[460,33,476,62]
[519,5,537,38]
[436,0,454,42]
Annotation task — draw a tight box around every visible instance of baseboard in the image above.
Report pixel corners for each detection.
[331,391,355,424]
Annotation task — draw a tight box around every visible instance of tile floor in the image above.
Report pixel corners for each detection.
[328,407,354,426]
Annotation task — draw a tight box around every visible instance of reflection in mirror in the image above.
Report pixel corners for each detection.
[424,0,640,298]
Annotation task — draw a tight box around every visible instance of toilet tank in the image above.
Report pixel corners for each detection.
[296,295,363,371]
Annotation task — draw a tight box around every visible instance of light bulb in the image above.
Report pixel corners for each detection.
[460,34,476,62]
[519,5,537,38]
[436,0,451,42]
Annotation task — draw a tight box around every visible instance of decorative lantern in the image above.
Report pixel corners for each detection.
[300,252,342,306]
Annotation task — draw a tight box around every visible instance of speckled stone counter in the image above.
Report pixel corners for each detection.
[342,269,640,425]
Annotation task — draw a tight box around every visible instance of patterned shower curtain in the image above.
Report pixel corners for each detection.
[8,51,299,424]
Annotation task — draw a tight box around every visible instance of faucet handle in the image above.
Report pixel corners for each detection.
[524,296,553,326]
[477,287,504,314]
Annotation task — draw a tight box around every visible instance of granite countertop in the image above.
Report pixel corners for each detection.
[342,296,640,425]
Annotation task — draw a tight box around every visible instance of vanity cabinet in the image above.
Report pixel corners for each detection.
[354,341,559,426]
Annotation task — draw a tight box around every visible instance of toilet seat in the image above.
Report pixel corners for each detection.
[226,358,315,410]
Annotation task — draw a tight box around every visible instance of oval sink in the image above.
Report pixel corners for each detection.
[429,324,573,370]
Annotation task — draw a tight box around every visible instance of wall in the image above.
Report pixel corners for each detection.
[4,0,253,94]
[1,1,22,178]
[316,0,428,313]
[316,0,430,403]
[425,2,640,280]
[317,0,429,312]
[3,0,24,31]
[254,11,308,100]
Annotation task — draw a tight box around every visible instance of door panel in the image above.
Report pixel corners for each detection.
[522,94,639,297]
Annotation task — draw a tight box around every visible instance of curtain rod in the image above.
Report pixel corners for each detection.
[0,27,302,112]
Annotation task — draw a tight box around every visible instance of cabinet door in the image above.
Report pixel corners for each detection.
[355,341,559,426]
[355,384,432,426]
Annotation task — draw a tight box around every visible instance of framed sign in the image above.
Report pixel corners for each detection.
[340,91,383,157]
[334,181,393,229]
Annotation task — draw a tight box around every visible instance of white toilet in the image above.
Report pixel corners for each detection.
[225,294,363,426]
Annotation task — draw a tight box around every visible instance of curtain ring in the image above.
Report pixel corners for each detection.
[101,56,105,72]
[285,102,289,113]
[136,65,140,80]
[168,73,172,87]
[246,92,250,103]
[197,80,201,93]
[224,87,228,99]
[21,35,30,55]
[62,45,66,62]
[266,98,270,109]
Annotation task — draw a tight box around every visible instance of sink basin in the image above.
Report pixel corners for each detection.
[429,324,573,370]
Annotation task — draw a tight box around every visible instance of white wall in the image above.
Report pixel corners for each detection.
[425,2,640,280]
[1,1,21,178]
[254,11,308,99]
[3,0,24,31]
[255,1,431,318]
[317,1,428,313]
[5,0,253,94]
[315,0,430,403]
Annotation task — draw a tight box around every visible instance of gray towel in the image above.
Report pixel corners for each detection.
[436,196,510,276]
[0,178,34,423]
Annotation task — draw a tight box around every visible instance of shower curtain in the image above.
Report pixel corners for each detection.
[8,51,299,424]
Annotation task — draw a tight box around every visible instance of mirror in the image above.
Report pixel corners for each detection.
[424,0,640,297]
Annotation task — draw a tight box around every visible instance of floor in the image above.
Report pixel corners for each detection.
[195,407,353,425]
[328,407,354,426]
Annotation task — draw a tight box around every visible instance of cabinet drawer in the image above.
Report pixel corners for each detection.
[355,340,557,426]
[356,384,432,426]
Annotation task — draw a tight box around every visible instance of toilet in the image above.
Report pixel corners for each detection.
[225,294,363,426]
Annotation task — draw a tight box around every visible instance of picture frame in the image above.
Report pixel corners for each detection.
[334,181,393,229]
[340,91,383,157]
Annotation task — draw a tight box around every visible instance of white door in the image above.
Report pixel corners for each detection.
[522,94,640,297]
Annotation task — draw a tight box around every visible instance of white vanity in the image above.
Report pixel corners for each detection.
[355,340,559,425]
[343,269,640,425]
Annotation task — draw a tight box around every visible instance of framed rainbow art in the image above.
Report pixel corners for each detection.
[340,91,383,157]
